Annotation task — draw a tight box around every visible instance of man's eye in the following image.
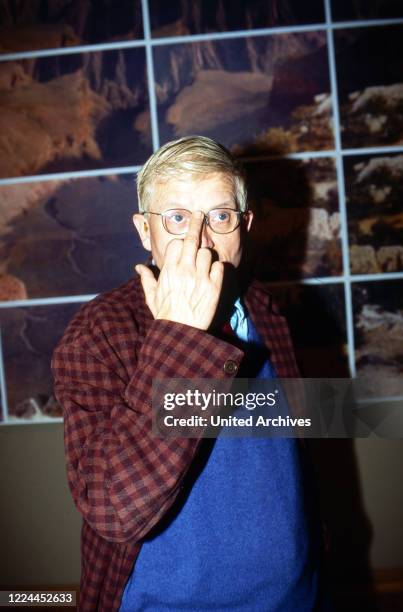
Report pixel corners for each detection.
[211,211,230,222]
[170,213,186,224]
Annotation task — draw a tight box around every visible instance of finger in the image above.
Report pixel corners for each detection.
[209,260,224,288]
[180,211,204,266]
[163,238,183,265]
[135,264,158,309]
[195,247,212,278]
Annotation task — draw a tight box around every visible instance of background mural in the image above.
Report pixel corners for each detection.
[0,0,402,426]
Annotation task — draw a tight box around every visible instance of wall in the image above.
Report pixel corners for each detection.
[355,439,403,568]
[0,424,81,586]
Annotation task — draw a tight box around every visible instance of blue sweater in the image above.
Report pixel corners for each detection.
[120,312,319,611]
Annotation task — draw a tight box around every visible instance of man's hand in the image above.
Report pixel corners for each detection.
[135,212,224,330]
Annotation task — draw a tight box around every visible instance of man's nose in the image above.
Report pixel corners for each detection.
[199,216,214,249]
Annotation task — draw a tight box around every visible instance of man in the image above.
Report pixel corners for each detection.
[52,136,325,611]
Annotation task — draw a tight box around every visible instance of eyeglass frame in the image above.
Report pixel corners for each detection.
[142,207,247,235]
[143,208,245,235]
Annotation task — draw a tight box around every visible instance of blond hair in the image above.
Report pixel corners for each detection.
[136,135,247,212]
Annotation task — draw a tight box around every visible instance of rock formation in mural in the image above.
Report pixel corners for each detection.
[0,175,144,301]
[0,302,81,420]
[342,84,403,148]
[0,70,109,178]
[154,32,333,153]
[354,281,403,394]
[150,0,325,37]
[0,48,151,179]
[335,24,403,148]
[346,154,403,274]
[0,0,142,52]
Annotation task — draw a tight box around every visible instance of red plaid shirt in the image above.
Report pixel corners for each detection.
[52,274,300,611]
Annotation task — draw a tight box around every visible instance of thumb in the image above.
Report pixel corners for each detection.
[135,264,157,311]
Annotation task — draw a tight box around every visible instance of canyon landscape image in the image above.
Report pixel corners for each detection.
[0,0,402,420]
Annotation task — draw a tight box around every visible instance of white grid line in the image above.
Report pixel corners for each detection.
[240,150,337,163]
[1,146,403,186]
[1,417,63,426]
[1,16,403,63]
[355,394,403,405]
[148,23,327,46]
[0,295,95,309]
[0,329,9,421]
[266,277,345,287]
[341,146,403,157]
[0,39,147,62]
[142,0,160,151]
[0,166,141,187]
[2,272,403,310]
[324,0,356,378]
[350,272,403,283]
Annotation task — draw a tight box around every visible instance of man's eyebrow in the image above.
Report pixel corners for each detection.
[163,201,237,210]
[210,201,237,208]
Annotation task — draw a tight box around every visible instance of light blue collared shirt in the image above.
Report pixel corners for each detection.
[229,297,248,342]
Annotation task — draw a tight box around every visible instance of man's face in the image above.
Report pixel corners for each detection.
[133,173,253,270]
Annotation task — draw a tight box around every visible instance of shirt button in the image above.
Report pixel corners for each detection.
[223,359,238,375]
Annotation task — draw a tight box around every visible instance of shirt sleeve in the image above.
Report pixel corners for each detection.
[52,315,243,544]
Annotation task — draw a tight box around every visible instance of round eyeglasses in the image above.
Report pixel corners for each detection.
[143,208,244,235]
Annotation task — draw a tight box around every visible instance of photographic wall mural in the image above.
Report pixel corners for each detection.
[0,0,402,423]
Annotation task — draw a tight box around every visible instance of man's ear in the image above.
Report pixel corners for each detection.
[133,213,151,251]
[244,210,254,232]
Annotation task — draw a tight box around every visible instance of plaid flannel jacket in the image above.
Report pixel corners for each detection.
[52,274,300,611]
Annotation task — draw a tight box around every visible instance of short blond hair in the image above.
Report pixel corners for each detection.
[136,135,247,212]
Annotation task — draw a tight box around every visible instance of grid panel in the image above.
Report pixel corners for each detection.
[1,0,403,424]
